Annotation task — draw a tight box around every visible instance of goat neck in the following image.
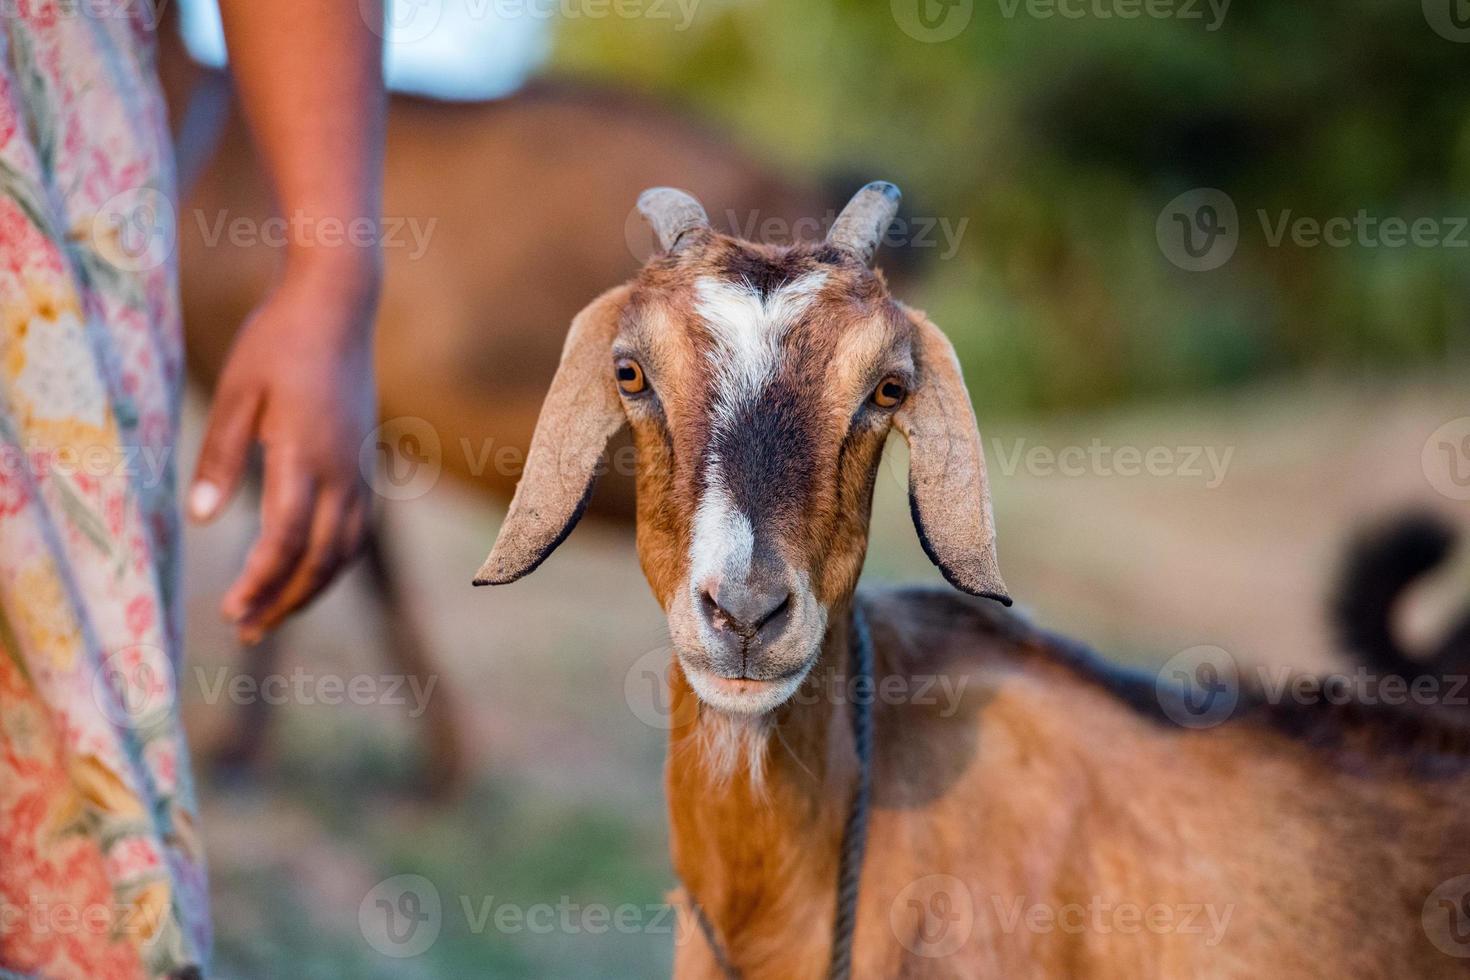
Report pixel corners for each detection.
[666,603,861,977]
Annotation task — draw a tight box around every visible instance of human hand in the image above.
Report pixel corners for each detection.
[189,258,379,643]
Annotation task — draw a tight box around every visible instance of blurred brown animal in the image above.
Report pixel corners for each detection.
[479,184,1470,978]
[159,23,824,791]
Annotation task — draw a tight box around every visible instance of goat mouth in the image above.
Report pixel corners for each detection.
[708,671,797,692]
[680,659,814,716]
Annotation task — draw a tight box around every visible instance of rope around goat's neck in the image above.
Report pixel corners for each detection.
[827,600,874,979]
[686,601,874,980]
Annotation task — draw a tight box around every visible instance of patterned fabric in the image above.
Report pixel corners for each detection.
[0,4,205,979]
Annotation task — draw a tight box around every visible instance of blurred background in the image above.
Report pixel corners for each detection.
[164,0,1470,975]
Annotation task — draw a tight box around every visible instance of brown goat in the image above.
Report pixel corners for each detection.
[478,183,1470,978]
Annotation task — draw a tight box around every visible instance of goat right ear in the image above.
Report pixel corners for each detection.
[473,285,630,585]
[892,308,1012,606]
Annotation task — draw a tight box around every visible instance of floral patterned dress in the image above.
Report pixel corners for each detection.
[0,6,207,979]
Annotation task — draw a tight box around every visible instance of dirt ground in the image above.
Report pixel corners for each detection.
[177,371,1469,978]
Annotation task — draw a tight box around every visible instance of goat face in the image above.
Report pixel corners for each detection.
[476,184,1010,716]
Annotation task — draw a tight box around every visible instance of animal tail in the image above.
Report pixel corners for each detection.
[1333,511,1470,679]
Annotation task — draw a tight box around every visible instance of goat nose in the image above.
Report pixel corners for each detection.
[700,579,791,638]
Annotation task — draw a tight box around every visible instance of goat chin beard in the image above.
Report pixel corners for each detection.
[678,654,819,794]
[690,708,776,791]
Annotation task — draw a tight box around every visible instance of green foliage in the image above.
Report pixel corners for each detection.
[552,0,1470,411]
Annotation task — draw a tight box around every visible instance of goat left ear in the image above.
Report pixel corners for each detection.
[474,285,630,585]
[892,308,1012,606]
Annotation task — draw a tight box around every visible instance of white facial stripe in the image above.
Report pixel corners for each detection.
[687,273,826,609]
[689,469,754,589]
[693,271,828,413]
[687,273,825,589]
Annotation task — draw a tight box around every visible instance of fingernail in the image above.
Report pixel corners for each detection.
[189,481,220,521]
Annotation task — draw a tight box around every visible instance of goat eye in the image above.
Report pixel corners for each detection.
[872,376,906,408]
[615,358,647,395]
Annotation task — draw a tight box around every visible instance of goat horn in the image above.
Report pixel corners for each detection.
[637,187,709,253]
[827,181,902,266]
